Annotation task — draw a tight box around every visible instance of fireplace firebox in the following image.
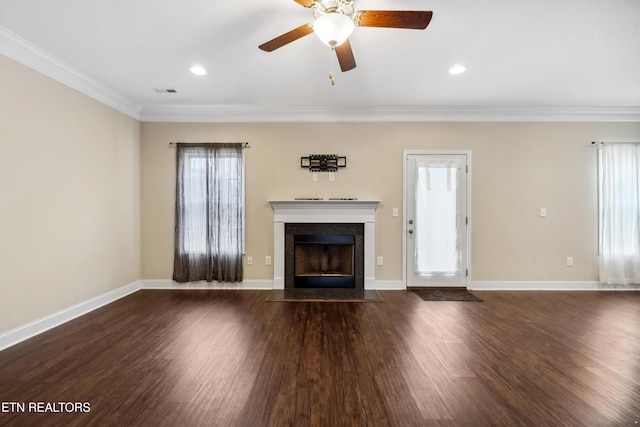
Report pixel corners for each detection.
[285,223,364,289]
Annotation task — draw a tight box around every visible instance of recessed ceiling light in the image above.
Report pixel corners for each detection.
[449,65,466,75]
[190,65,207,76]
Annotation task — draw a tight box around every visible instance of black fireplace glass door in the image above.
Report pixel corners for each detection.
[284,223,364,289]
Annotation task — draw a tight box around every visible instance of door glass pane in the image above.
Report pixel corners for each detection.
[415,162,459,274]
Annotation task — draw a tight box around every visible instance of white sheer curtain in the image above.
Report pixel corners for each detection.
[415,159,459,274]
[599,143,640,285]
[173,143,244,283]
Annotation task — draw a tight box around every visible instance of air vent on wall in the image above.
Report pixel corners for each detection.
[153,88,177,93]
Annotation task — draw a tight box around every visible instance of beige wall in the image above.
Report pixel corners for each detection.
[141,121,640,283]
[0,54,142,334]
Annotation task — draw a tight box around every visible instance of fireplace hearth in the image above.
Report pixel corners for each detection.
[285,223,364,289]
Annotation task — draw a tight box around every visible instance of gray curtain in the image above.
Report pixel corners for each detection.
[173,143,244,283]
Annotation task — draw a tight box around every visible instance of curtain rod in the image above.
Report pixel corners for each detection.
[169,142,250,148]
[591,141,640,145]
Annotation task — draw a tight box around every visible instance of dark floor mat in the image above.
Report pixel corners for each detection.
[410,287,483,302]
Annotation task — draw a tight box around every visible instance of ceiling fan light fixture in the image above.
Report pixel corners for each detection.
[313,12,354,47]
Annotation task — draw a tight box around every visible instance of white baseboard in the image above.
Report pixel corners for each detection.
[141,279,274,290]
[469,281,639,291]
[143,279,409,291]
[374,280,405,290]
[0,280,142,352]
[143,279,640,291]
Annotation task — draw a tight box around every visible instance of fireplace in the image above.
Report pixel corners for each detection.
[285,223,364,289]
[269,200,380,290]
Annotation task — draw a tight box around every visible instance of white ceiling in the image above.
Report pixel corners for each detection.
[0,0,639,121]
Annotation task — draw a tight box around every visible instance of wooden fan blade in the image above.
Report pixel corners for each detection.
[258,24,314,52]
[293,0,315,7]
[356,10,433,29]
[335,39,356,72]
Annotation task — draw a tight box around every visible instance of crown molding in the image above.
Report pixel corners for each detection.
[2,25,638,124]
[0,25,141,120]
[140,104,640,123]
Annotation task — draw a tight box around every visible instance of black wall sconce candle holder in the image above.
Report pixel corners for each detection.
[301,154,346,172]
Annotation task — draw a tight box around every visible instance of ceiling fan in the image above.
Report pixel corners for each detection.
[258,0,433,72]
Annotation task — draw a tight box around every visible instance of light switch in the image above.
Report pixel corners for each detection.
[392,208,399,217]
[329,172,335,182]
[377,256,384,266]
[265,256,272,266]
[312,173,318,181]
[540,208,547,217]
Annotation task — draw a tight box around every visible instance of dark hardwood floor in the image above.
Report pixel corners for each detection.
[0,290,639,426]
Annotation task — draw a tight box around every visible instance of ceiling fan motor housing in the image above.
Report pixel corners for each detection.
[312,0,355,18]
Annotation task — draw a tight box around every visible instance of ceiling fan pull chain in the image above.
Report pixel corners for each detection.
[329,47,338,85]
[327,47,335,85]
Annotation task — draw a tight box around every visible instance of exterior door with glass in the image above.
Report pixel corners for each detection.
[404,151,470,288]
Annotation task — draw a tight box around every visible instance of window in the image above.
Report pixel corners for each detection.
[598,143,640,285]
[415,163,459,274]
[173,143,245,283]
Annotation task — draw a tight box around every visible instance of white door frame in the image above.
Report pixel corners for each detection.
[402,150,472,289]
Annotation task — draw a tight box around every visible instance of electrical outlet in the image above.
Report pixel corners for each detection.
[247,256,253,265]
[312,173,318,181]
[377,256,384,266]
[566,256,573,267]
[265,256,272,266]
[329,172,335,182]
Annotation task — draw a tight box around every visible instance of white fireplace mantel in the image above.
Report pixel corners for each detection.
[269,200,380,290]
